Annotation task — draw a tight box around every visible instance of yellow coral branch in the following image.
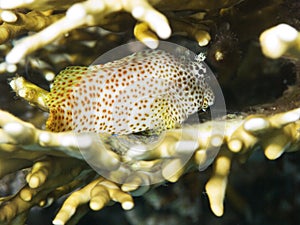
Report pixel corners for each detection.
[0,10,63,45]
[0,0,81,11]
[134,22,159,49]
[260,23,300,59]
[205,148,232,216]
[3,0,171,64]
[10,76,49,111]
[1,104,299,220]
[169,18,211,46]
[53,176,134,225]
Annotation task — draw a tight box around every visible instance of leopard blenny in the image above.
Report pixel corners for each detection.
[45,49,214,134]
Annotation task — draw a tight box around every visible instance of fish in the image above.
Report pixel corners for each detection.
[45,49,214,134]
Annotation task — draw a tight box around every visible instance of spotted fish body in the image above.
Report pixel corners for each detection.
[46,49,214,134]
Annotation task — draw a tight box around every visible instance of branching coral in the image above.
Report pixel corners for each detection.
[0,0,251,66]
[0,0,300,225]
[0,102,299,223]
[0,0,172,64]
[260,23,300,59]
